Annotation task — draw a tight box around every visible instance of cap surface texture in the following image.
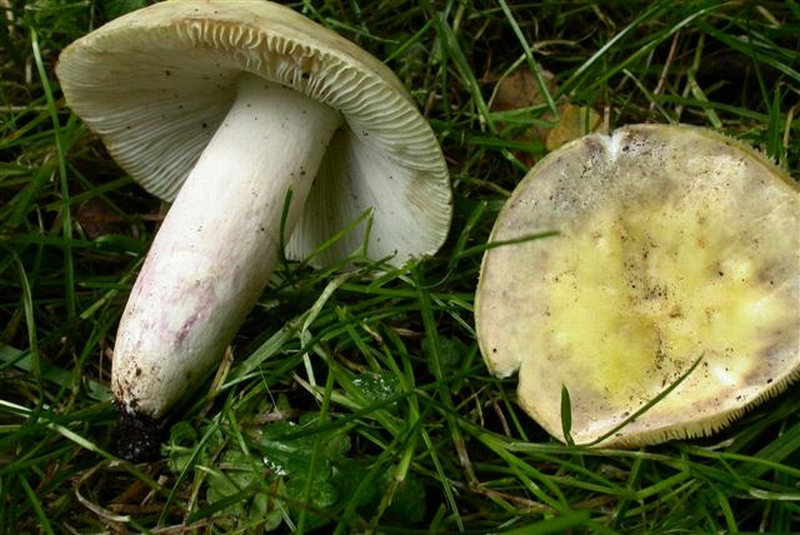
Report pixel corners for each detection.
[476,124,800,447]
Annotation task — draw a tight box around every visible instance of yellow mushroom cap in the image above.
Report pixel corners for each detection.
[475,124,799,448]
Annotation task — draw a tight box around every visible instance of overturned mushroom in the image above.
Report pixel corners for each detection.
[57,0,451,460]
[475,124,799,447]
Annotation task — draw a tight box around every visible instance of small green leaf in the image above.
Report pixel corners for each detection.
[352,371,401,405]
[435,336,467,373]
[383,473,427,524]
[162,421,198,474]
[560,384,575,446]
[286,476,338,509]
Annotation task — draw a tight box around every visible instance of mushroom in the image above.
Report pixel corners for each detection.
[475,124,799,447]
[56,0,451,460]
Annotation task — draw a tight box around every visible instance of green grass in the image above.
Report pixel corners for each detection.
[2,0,799,532]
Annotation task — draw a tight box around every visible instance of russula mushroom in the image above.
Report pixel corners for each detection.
[475,124,799,448]
[56,0,451,460]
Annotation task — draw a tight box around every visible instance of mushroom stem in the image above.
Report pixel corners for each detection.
[112,73,343,422]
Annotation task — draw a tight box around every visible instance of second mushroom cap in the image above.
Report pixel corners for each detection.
[476,124,799,447]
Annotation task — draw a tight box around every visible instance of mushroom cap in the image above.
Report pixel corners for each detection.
[475,124,800,447]
[56,0,451,266]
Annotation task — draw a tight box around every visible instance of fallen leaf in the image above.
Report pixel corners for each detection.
[490,66,602,165]
[546,103,602,151]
